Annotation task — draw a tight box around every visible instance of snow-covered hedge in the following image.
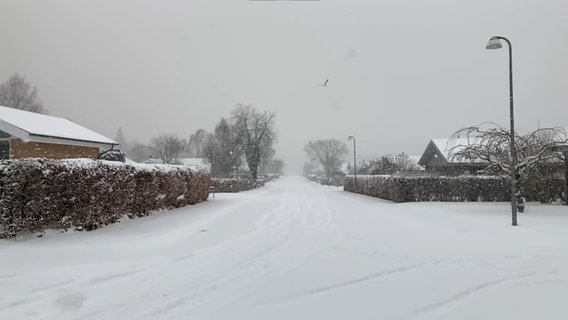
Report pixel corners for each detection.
[210,178,265,193]
[523,177,565,203]
[305,174,344,186]
[0,159,210,238]
[344,175,511,203]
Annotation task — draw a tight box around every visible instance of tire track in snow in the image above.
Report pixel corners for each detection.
[399,271,556,319]
[156,183,339,318]
[85,270,145,286]
[27,279,75,293]
[256,262,430,307]
[0,278,76,312]
[301,263,427,296]
[139,186,314,317]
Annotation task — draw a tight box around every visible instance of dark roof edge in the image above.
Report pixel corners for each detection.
[29,133,118,147]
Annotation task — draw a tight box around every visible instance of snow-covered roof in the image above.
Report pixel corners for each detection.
[432,138,470,162]
[427,138,487,164]
[0,106,117,148]
[552,128,568,143]
[178,158,211,171]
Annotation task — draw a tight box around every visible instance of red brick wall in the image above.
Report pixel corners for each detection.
[10,139,100,159]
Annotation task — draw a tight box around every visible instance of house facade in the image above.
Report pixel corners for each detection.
[418,138,488,175]
[0,106,117,160]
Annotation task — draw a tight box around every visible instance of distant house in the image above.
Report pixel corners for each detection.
[0,106,117,160]
[418,138,488,175]
[178,158,211,172]
[552,128,568,153]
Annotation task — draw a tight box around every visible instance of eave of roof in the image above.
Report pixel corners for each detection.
[0,106,117,147]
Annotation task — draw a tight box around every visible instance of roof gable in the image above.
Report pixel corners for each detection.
[0,106,117,147]
[419,138,488,167]
[418,140,448,167]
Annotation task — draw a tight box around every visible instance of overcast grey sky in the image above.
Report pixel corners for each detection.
[1,0,567,173]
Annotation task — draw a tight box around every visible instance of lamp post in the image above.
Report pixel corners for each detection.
[348,136,357,186]
[486,35,518,226]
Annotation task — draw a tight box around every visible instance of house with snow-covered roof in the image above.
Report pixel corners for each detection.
[418,138,488,175]
[0,106,118,160]
[551,128,568,153]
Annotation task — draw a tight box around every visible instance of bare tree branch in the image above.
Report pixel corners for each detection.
[151,134,185,164]
[0,74,46,114]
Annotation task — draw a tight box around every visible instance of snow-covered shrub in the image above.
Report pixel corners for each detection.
[210,178,263,193]
[0,159,210,238]
[344,175,511,203]
[98,148,126,162]
[522,176,565,203]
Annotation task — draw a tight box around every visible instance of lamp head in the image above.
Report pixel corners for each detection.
[486,36,503,50]
[348,136,354,140]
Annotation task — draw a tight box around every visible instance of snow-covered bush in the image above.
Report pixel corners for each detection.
[98,148,126,162]
[0,158,210,238]
[344,175,511,203]
[210,178,264,193]
[522,176,565,203]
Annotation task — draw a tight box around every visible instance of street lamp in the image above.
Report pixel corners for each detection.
[486,35,518,226]
[348,136,357,186]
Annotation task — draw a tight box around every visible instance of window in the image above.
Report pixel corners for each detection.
[0,140,9,159]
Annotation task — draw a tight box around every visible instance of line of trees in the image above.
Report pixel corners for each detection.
[116,105,283,180]
[303,137,423,183]
[0,74,283,181]
[355,153,422,175]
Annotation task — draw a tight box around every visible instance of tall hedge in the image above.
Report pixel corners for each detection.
[0,159,210,238]
[344,175,511,203]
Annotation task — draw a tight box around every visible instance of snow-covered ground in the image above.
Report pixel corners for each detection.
[1,176,567,320]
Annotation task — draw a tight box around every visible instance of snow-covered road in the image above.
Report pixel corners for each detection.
[1,176,567,319]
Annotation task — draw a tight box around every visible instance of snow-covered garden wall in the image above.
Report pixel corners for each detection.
[0,159,210,238]
[344,175,511,203]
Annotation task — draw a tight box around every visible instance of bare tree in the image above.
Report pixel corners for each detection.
[265,158,285,175]
[304,138,348,180]
[551,128,568,203]
[150,134,185,164]
[114,126,128,151]
[258,135,276,175]
[450,122,564,175]
[231,105,276,181]
[0,74,46,113]
[187,129,208,157]
[450,122,567,209]
[204,118,243,177]
[127,142,151,163]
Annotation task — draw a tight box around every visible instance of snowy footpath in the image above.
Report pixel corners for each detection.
[1,176,567,320]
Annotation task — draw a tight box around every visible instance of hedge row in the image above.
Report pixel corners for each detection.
[0,159,210,238]
[344,175,511,203]
[210,178,265,193]
[522,177,566,203]
[305,174,345,187]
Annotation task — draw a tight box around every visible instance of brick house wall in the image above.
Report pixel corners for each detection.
[10,139,100,159]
